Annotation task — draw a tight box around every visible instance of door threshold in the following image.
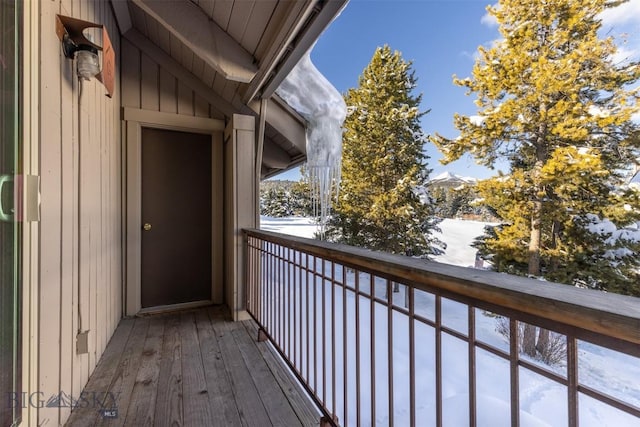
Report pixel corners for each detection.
[137,300,212,316]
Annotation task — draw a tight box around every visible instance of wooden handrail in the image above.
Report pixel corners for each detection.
[244,228,640,355]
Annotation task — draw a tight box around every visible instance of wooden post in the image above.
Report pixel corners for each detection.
[224,114,256,321]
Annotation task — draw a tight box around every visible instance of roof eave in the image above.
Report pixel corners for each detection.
[244,0,349,105]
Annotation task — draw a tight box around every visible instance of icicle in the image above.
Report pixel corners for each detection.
[309,163,340,237]
[276,52,347,238]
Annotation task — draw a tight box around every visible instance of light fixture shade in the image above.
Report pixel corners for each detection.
[76,49,100,80]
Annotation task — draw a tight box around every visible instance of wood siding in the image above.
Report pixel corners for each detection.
[121,37,224,119]
[37,1,122,425]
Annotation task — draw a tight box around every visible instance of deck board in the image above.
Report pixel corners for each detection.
[153,314,183,427]
[231,323,303,426]
[65,307,321,427]
[123,315,165,426]
[242,320,321,426]
[211,315,271,427]
[96,317,151,427]
[180,311,215,426]
[65,318,135,427]
[195,308,243,426]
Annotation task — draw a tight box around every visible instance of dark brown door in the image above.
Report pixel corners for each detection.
[141,128,212,308]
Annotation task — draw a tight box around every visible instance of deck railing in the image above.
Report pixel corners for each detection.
[243,228,640,427]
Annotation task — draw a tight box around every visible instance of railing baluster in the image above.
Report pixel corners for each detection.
[267,242,271,333]
[343,264,348,426]
[246,237,251,312]
[306,252,310,385]
[258,239,261,314]
[436,295,442,427]
[322,259,327,405]
[355,270,361,427]
[246,237,251,311]
[286,247,289,355]
[313,255,318,395]
[252,239,257,314]
[274,243,278,335]
[257,239,261,315]
[370,274,376,427]
[409,286,415,427]
[510,319,520,427]
[287,247,291,359]
[253,239,257,314]
[298,250,303,376]
[260,240,264,322]
[279,244,283,349]
[300,251,304,371]
[469,306,477,427]
[264,242,273,334]
[388,279,394,427]
[331,261,337,419]
[293,249,298,369]
[568,337,578,427]
[274,243,278,343]
[272,242,276,336]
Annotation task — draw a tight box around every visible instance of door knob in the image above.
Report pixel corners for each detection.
[143,223,152,231]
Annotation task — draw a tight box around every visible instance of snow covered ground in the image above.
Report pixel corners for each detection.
[432,219,491,267]
[259,216,640,426]
[260,216,320,239]
[260,216,491,262]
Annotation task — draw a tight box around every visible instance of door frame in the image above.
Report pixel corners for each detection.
[123,108,225,315]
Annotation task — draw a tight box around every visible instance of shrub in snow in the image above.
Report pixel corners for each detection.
[496,317,567,366]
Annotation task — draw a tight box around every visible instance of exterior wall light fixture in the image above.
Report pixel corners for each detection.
[55,14,115,97]
[74,46,101,81]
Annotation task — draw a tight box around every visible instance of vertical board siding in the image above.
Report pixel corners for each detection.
[37,1,122,425]
[159,69,177,114]
[60,4,75,424]
[178,81,194,116]
[121,38,141,108]
[121,38,219,119]
[140,53,159,111]
[39,1,62,424]
[59,3,75,424]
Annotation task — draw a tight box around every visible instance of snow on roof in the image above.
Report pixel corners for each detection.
[275,52,346,167]
[275,52,347,233]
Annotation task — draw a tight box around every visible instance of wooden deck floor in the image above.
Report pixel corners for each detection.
[65,306,321,427]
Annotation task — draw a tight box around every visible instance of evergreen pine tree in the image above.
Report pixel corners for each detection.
[431,184,484,219]
[326,45,444,258]
[261,187,293,217]
[431,0,640,358]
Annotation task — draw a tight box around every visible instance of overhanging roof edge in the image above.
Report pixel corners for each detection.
[245,0,349,104]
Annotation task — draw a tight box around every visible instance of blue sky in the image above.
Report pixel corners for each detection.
[273,0,640,181]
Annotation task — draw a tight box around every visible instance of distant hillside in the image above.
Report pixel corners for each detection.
[430,171,478,188]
